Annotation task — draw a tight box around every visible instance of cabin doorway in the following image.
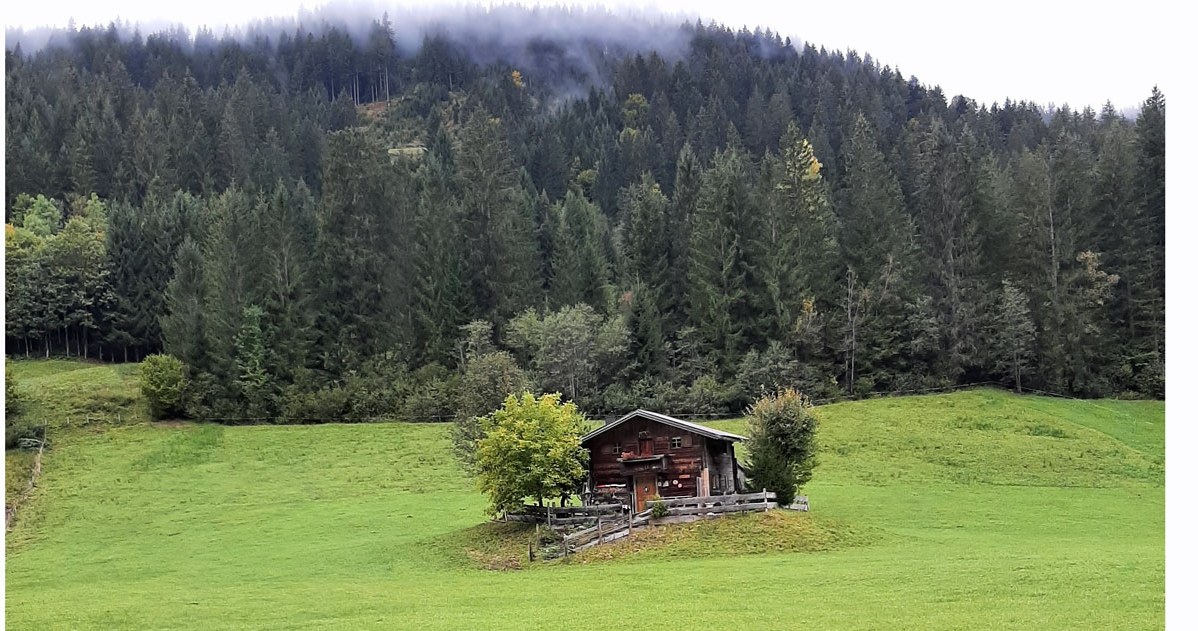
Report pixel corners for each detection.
[633,473,657,512]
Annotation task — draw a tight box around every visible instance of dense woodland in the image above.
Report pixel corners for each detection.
[4,10,1165,421]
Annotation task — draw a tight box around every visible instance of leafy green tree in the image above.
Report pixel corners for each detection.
[5,361,23,419]
[736,340,800,401]
[744,389,818,506]
[451,350,531,468]
[140,354,187,419]
[19,194,60,237]
[506,304,629,403]
[473,392,589,513]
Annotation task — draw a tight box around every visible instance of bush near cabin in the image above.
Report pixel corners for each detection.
[745,389,818,506]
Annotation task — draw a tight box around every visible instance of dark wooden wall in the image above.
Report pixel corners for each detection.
[585,416,716,498]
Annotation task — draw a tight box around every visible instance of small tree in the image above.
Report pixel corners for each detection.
[140,354,187,420]
[452,350,530,467]
[744,389,818,506]
[995,280,1036,392]
[473,393,589,513]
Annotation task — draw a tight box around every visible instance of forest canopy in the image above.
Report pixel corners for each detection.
[4,10,1165,422]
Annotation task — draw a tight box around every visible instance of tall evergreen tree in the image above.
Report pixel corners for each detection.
[688,140,758,375]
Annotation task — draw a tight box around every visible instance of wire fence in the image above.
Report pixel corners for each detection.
[6,423,48,531]
[166,380,1069,425]
[50,380,1154,427]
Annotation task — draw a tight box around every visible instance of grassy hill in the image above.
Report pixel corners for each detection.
[4,361,1164,630]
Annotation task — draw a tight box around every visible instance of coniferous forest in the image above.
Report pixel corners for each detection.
[4,8,1165,421]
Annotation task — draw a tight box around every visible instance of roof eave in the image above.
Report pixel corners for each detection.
[580,409,745,443]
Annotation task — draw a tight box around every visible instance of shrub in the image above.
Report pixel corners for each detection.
[5,366,41,449]
[139,354,187,420]
[281,383,350,422]
[649,497,669,519]
[6,362,23,418]
[400,363,459,422]
[342,359,407,419]
[685,375,733,415]
[744,389,819,506]
[5,416,43,449]
[181,370,221,420]
[452,351,530,466]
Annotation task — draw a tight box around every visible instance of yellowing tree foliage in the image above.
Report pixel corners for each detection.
[473,392,588,513]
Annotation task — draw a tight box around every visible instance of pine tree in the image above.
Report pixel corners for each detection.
[550,191,610,311]
[910,117,985,380]
[620,172,670,293]
[234,305,277,419]
[688,141,758,375]
[161,237,209,373]
[994,279,1036,392]
[455,108,538,320]
[413,133,469,365]
[257,182,318,384]
[314,130,406,372]
[1132,87,1165,378]
[665,144,700,335]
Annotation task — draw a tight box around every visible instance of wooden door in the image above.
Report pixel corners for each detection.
[633,473,656,512]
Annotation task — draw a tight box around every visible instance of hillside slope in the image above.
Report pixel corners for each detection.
[4,368,1163,630]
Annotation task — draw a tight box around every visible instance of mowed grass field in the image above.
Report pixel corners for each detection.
[4,361,1164,630]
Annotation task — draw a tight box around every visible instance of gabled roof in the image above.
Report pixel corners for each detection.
[581,409,745,444]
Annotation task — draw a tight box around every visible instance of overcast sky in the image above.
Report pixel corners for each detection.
[2,0,1177,111]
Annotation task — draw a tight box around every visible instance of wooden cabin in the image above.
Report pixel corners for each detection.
[581,409,747,512]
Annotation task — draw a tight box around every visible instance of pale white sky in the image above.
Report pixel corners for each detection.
[0,0,1181,110]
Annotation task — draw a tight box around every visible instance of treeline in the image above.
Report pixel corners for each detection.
[5,15,1165,422]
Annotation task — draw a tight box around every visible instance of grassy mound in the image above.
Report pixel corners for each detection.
[6,359,145,431]
[707,388,1163,488]
[564,510,870,565]
[431,521,538,570]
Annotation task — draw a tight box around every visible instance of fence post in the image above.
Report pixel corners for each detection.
[764,488,769,511]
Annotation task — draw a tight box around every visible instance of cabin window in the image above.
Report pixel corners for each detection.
[612,443,621,455]
[670,436,683,449]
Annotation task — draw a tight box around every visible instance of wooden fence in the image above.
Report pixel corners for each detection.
[654,491,778,516]
[505,502,625,526]
[557,491,802,554]
[563,509,651,550]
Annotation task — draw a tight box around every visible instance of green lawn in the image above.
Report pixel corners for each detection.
[6,358,146,430]
[4,365,1164,630]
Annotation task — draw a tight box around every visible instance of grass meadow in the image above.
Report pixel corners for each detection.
[4,361,1164,630]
